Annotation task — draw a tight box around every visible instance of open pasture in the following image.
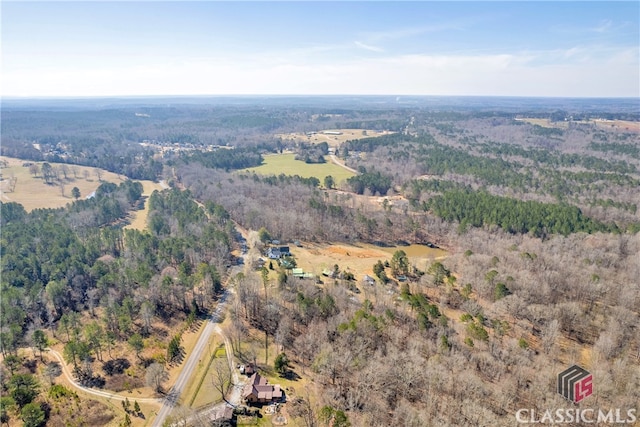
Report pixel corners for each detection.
[289,241,447,280]
[0,156,124,211]
[516,117,639,133]
[243,153,355,185]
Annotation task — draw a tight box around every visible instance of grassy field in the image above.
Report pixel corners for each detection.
[243,153,355,185]
[0,156,124,211]
[289,241,447,281]
[124,180,168,231]
[516,117,640,133]
[186,343,226,409]
[515,118,570,129]
[0,156,164,229]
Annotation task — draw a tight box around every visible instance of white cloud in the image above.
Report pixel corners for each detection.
[3,47,638,97]
[354,41,384,53]
[360,22,466,44]
[592,19,613,33]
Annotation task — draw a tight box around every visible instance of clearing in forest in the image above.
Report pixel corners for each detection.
[124,180,169,231]
[0,156,124,211]
[516,117,640,133]
[276,128,395,147]
[290,242,447,280]
[243,153,355,184]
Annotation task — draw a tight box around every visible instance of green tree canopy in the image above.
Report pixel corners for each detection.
[71,186,81,200]
[21,402,45,427]
[274,352,290,375]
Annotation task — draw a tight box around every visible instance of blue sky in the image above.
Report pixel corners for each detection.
[2,1,639,97]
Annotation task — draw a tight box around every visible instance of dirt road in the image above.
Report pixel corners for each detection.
[47,349,163,405]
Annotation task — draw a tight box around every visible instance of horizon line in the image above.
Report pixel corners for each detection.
[3,94,639,100]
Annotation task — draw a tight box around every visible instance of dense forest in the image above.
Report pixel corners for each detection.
[0,187,234,425]
[1,97,638,427]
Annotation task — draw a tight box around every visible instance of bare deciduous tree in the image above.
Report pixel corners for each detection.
[210,357,232,404]
[541,319,559,355]
[145,363,169,393]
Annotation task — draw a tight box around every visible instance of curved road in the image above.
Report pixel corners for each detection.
[47,349,163,405]
[47,290,239,427]
[329,154,358,174]
[46,218,244,426]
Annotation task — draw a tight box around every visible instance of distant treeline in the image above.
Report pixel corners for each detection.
[1,137,163,181]
[336,119,406,132]
[346,171,393,195]
[182,148,263,171]
[240,172,322,189]
[588,142,640,159]
[424,190,625,237]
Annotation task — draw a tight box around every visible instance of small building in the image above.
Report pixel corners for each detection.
[243,373,283,404]
[240,363,255,376]
[362,275,376,286]
[280,259,295,269]
[267,248,282,259]
[322,268,337,278]
[292,268,314,279]
[210,405,234,424]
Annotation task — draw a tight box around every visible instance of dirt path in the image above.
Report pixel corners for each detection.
[328,154,358,174]
[47,349,163,405]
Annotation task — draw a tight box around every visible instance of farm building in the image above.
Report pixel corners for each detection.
[292,268,314,279]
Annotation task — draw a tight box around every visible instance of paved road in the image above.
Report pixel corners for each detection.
[166,323,247,427]
[151,289,232,427]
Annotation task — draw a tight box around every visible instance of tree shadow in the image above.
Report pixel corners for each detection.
[102,358,130,376]
[280,369,301,381]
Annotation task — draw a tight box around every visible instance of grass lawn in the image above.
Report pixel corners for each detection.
[243,154,355,185]
[0,156,125,211]
[188,344,226,408]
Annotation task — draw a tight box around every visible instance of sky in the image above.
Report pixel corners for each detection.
[2,1,639,98]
